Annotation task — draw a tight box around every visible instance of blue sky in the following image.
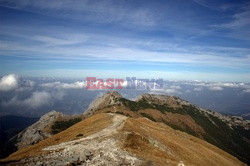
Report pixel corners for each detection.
[0,0,250,82]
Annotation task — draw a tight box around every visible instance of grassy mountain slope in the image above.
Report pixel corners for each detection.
[1,113,245,166]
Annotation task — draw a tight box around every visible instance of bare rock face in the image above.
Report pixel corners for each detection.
[198,108,250,130]
[136,93,190,108]
[84,91,123,116]
[14,110,65,149]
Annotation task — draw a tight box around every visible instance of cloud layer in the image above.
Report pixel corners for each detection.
[1,74,250,116]
[40,81,85,89]
[2,91,51,109]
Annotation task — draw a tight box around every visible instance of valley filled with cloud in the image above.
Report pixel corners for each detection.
[1,74,249,118]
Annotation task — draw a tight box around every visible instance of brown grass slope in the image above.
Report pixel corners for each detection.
[1,113,112,162]
[1,113,246,166]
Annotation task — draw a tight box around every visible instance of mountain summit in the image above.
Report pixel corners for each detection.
[83,91,250,163]
[84,91,123,116]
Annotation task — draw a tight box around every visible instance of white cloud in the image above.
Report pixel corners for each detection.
[220,9,250,29]
[2,33,249,70]
[194,87,202,91]
[149,84,182,94]
[0,74,18,91]
[186,81,247,89]
[150,86,181,94]
[32,34,87,46]
[40,81,85,89]
[208,86,223,91]
[243,89,250,93]
[16,79,35,91]
[219,82,245,88]
[164,89,179,94]
[23,91,51,108]
[51,90,65,100]
[169,85,181,90]
[2,91,51,109]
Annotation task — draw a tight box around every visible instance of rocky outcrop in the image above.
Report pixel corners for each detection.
[136,93,190,108]
[199,108,250,130]
[14,111,65,150]
[84,91,123,116]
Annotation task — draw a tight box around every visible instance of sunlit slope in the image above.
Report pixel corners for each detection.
[1,113,245,166]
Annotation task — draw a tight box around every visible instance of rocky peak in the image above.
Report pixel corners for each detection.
[84,91,123,116]
[37,110,64,127]
[104,91,123,99]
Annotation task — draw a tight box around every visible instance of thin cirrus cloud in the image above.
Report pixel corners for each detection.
[0,0,250,81]
[0,0,158,28]
[1,31,249,68]
[213,3,250,29]
[32,35,87,46]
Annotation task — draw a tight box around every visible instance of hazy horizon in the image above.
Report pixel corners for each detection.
[0,74,249,118]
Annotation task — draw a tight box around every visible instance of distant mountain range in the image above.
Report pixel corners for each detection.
[1,91,249,165]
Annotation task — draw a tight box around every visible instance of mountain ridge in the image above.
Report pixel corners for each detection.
[1,113,246,166]
[83,91,250,163]
[1,91,249,165]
